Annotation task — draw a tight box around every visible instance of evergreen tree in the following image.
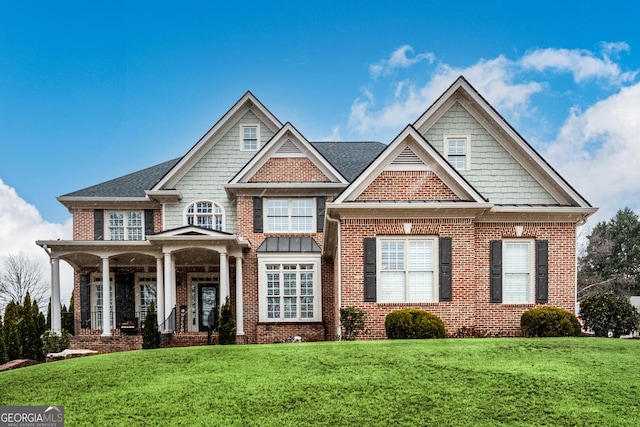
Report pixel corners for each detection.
[0,315,6,364]
[217,296,236,345]
[65,294,75,335]
[142,302,161,349]
[46,299,51,329]
[2,301,22,361]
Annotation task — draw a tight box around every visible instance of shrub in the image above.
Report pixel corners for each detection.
[520,306,581,337]
[41,330,71,355]
[217,296,236,345]
[142,302,161,349]
[579,293,640,338]
[340,306,367,340]
[385,309,446,339]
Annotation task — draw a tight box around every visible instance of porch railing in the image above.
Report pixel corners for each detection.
[161,307,176,333]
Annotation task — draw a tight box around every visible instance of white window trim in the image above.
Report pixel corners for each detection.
[376,236,439,303]
[263,198,316,234]
[187,273,220,332]
[444,134,470,170]
[90,273,115,330]
[183,200,225,231]
[104,210,145,241]
[135,273,157,323]
[240,124,260,151]
[257,254,322,322]
[502,239,535,304]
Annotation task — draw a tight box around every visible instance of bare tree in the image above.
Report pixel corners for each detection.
[0,252,49,311]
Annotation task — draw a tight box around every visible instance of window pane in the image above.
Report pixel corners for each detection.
[267,273,280,296]
[381,241,404,270]
[284,297,297,318]
[267,199,288,215]
[283,273,297,296]
[267,297,280,318]
[128,227,142,241]
[448,139,466,155]
[409,241,432,270]
[448,156,465,169]
[505,243,529,272]
[504,274,529,303]
[291,216,312,232]
[268,216,288,232]
[109,212,124,226]
[300,273,313,295]
[291,199,313,216]
[300,296,314,318]
[127,212,142,227]
[409,271,433,302]
[380,271,405,302]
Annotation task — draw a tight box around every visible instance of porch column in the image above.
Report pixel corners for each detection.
[50,257,62,335]
[164,252,174,332]
[156,256,165,331]
[101,257,111,336]
[220,252,229,305]
[170,256,177,310]
[235,256,244,336]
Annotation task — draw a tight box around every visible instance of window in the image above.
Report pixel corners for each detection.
[378,237,438,303]
[185,201,224,231]
[136,275,157,324]
[241,124,259,151]
[106,211,144,240]
[445,135,470,170]
[503,240,534,304]
[258,258,320,322]
[265,198,315,233]
[92,276,114,329]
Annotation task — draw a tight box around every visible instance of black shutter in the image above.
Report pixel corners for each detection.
[536,240,549,303]
[364,238,377,302]
[439,237,452,302]
[316,196,326,232]
[145,209,154,236]
[115,273,135,328]
[80,274,91,328]
[490,240,502,303]
[253,197,263,233]
[94,209,104,240]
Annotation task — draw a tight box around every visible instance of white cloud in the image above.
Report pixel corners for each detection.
[369,45,435,78]
[320,126,342,141]
[0,179,74,306]
[544,82,640,223]
[520,46,636,84]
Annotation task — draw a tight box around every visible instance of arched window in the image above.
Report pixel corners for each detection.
[185,201,224,231]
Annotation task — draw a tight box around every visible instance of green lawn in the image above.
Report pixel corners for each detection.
[1,338,639,426]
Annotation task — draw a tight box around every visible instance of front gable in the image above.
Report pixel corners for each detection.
[335,126,486,204]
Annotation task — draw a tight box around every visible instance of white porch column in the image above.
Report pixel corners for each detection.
[220,252,229,306]
[164,252,174,332]
[156,256,165,331]
[50,257,62,335]
[171,256,177,310]
[101,257,111,336]
[235,256,244,336]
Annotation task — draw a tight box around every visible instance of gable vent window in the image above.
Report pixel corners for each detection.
[185,201,224,231]
[445,136,470,170]
[276,139,302,155]
[392,147,423,165]
[241,124,259,151]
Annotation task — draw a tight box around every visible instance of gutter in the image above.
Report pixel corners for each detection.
[325,212,342,340]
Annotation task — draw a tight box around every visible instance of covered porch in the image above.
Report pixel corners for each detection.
[37,226,250,345]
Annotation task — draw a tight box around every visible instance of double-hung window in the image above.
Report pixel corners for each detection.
[378,237,438,303]
[265,198,315,233]
[241,124,259,151]
[107,211,143,241]
[92,276,114,329]
[503,240,534,304]
[136,275,157,324]
[186,201,224,231]
[445,135,469,170]
[259,258,320,322]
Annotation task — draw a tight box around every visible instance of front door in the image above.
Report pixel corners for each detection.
[198,283,219,332]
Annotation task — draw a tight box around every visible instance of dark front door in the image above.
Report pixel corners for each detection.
[115,273,135,328]
[198,283,219,332]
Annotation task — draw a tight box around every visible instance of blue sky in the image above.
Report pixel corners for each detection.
[2,1,640,302]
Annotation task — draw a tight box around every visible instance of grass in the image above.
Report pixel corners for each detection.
[1,338,639,426]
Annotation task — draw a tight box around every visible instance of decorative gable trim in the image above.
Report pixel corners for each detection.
[413,76,593,208]
[152,92,282,190]
[334,125,486,204]
[226,122,348,197]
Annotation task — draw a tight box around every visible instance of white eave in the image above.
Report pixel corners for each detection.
[56,196,158,210]
[477,206,598,223]
[145,189,183,203]
[327,201,494,219]
[225,182,347,198]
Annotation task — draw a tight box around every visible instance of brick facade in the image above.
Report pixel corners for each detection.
[357,171,460,201]
[249,158,331,183]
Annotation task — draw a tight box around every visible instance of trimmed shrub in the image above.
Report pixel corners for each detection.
[340,306,367,340]
[217,296,236,345]
[41,330,71,355]
[142,302,161,349]
[579,293,640,338]
[521,306,581,337]
[385,309,446,339]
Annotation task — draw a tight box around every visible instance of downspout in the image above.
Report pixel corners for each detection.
[326,212,342,340]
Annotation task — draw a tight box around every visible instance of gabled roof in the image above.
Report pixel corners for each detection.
[152,91,283,190]
[413,76,593,208]
[59,158,180,199]
[333,125,487,204]
[310,141,386,182]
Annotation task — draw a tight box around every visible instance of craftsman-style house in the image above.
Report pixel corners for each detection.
[38,77,596,352]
